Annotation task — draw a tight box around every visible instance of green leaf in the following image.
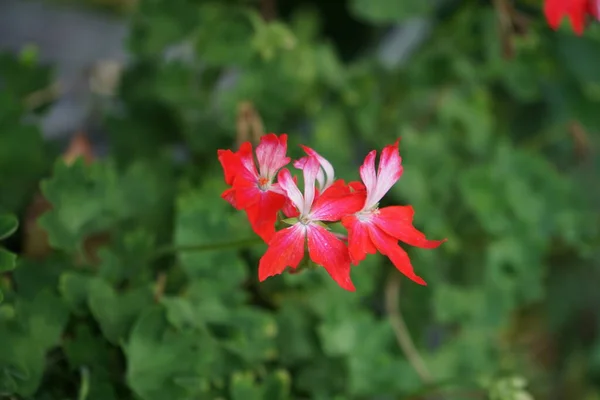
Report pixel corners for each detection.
[0,289,69,396]
[39,159,119,253]
[88,278,154,345]
[174,180,251,286]
[40,159,171,254]
[556,34,600,85]
[230,372,263,400]
[0,249,17,273]
[58,272,93,314]
[63,324,119,400]
[125,306,218,400]
[348,0,432,24]
[0,214,18,241]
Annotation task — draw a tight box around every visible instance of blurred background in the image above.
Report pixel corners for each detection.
[0,0,599,399]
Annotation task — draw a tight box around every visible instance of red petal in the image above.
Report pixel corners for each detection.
[373,206,446,249]
[341,215,377,266]
[311,189,365,222]
[244,191,287,242]
[307,224,355,291]
[258,224,306,281]
[221,187,242,210]
[282,197,299,218]
[588,0,600,19]
[543,0,588,34]
[233,177,262,209]
[348,181,366,193]
[367,226,427,286]
[217,149,242,186]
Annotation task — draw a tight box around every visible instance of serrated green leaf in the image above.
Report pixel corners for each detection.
[125,306,218,400]
[0,289,69,396]
[88,278,154,345]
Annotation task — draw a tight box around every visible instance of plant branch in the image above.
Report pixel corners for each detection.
[385,272,433,384]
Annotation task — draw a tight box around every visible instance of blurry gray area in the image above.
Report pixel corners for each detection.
[0,0,432,142]
[0,0,128,139]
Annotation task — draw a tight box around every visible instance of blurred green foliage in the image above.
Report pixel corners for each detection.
[1,0,599,399]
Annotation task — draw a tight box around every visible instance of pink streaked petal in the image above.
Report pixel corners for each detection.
[300,145,335,190]
[300,156,320,215]
[306,224,355,291]
[258,224,307,281]
[238,142,260,181]
[341,215,377,265]
[255,133,291,180]
[311,190,365,222]
[366,140,403,209]
[296,156,325,188]
[368,226,426,286]
[277,168,304,212]
[221,187,242,210]
[359,150,377,205]
[217,149,241,186]
[244,191,287,242]
[373,206,447,249]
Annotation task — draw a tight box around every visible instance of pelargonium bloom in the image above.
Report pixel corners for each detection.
[258,156,364,291]
[217,133,290,242]
[341,140,446,285]
[544,0,600,35]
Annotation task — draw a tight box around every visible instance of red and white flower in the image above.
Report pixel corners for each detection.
[341,140,446,285]
[219,134,446,290]
[217,133,290,242]
[258,156,364,291]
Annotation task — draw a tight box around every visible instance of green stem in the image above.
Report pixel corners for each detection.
[78,367,90,400]
[151,237,263,260]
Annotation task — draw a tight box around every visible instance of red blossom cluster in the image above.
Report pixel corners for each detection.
[218,134,446,291]
[544,0,600,34]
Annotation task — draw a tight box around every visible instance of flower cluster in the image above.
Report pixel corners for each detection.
[544,0,600,35]
[218,134,446,291]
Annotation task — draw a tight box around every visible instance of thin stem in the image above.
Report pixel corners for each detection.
[151,237,263,260]
[385,272,433,384]
[78,366,90,400]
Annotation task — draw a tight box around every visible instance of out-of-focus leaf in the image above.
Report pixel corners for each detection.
[348,0,432,24]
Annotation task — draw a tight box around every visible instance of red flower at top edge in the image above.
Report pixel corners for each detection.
[544,0,600,35]
[341,140,446,285]
[217,133,290,242]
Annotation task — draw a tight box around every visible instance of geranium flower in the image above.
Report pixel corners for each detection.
[258,156,364,291]
[544,0,600,35]
[341,140,446,285]
[217,133,290,242]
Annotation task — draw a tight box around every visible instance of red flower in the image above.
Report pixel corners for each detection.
[544,0,600,35]
[258,156,364,291]
[217,134,290,242]
[341,140,446,285]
